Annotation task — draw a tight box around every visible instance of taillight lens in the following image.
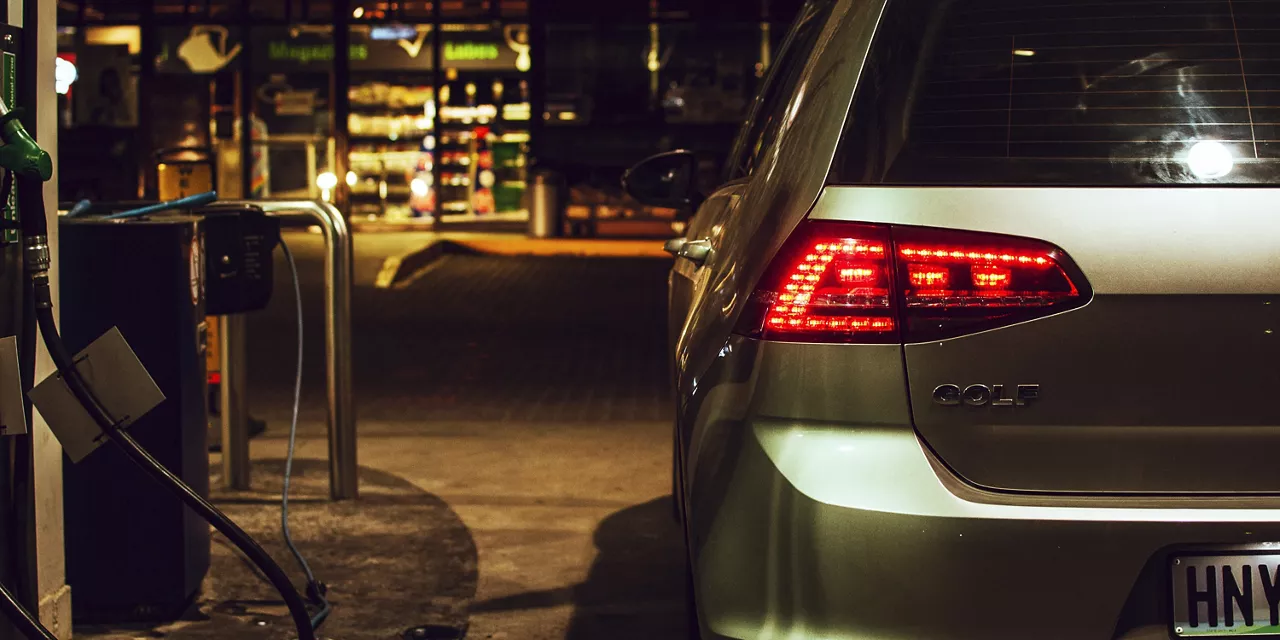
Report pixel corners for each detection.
[736,222,1089,343]
[895,225,1084,341]
[738,222,899,343]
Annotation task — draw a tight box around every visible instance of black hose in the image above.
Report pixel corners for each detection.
[17,177,316,640]
[0,580,54,640]
[0,175,54,640]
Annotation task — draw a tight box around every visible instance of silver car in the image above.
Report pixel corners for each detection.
[624,0,1280,638]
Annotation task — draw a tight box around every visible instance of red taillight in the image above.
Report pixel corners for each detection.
[737,222,1089,343]
[971,265,1012,289]
[742,223,898,343]
[908,264,950,289]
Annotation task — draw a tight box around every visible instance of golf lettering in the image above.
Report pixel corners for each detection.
[932,384,1040,407]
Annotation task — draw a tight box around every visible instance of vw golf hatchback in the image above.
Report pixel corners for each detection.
[624,0,1280,638]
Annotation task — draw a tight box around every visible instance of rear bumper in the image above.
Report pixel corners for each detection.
[691,419,1280,640]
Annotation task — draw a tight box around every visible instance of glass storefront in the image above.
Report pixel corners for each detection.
[56,0,797,232]
[346,22,531,225]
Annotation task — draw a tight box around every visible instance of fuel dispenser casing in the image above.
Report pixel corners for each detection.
[57,216,210,623]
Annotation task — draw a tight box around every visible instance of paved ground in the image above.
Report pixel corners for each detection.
[80,233,687,640]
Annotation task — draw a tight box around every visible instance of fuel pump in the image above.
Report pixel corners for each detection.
[0,80,58,640]
[0,93,320,639]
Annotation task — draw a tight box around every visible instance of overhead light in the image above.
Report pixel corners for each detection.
[1012,49,1036,57]
[1187,140,1234,179]
[353,6,365,18]
[55,57,78,95]
[317,171,338,202]
[345,171,358,187]
[316,171,338,190]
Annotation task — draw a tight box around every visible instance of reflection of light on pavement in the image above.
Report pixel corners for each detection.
[1187,140,1234,179]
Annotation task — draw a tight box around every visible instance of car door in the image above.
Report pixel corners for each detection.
[667,183,746,389]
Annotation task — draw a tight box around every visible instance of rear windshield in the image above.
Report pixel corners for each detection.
[831,0,1280,186]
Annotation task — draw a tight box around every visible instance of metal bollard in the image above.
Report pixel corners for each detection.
[219,314,251,490]
[528,169,564,238]
[221,199,357,500]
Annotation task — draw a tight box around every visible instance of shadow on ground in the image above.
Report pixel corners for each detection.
[469,496,690,639]
[76,459,478,640]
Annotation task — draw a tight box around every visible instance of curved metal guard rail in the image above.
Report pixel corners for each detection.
[224,199,357,500]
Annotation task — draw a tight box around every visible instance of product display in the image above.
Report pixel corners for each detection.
[347,77,435,222]
[435,75,529,220]
[345,25,532,225]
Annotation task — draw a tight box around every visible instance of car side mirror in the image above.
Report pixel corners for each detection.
[622,150,702,217]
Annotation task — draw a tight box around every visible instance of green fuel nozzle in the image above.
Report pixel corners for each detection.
[0,97,51,182]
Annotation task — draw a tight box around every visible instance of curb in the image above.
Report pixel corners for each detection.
[375,240,478,289]
[376,237,672,289]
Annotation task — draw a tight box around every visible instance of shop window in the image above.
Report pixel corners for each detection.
[382,1,436,20]
[79,0,146,23]
[441,0,493,20]
[545,23,650,125]
[347,22,531,225]
[70,38,138,129]
[657,24,759,125]
[499,0,528,19]
[84,25,142,56]
[152,25,243,157]
[248,26,336,199]
[304,0,334,21]
[249,0,323,21]
[440,24,530,222]
[249,0,286,20]
[658,0,769,20]
[352,1,385,20]
[150,0,241,20]
[548,0,648,22]
[348,23,436,222]
[58,4,80,25]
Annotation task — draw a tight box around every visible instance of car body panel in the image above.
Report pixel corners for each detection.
[809,187,1280,493]
[687,338,1280,640]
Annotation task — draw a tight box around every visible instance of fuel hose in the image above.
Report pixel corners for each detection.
[16,176,318,640]
[0,581,54,640]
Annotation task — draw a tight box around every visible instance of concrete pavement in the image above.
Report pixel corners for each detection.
[80,232,687,640]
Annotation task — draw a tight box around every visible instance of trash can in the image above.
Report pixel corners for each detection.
[528,169,564,238]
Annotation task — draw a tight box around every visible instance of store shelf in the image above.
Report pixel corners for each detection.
[349,134,431,143]
[350,104,428,115]
[352,187,413,198]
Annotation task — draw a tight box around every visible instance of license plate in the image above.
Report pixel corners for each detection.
[1173,554,1280,636]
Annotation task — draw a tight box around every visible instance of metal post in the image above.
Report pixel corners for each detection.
[220,314,251,490]
[234,200,356,500]
[318,201,356,500]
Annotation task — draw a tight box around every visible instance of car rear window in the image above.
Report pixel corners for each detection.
[831,0,1280,186]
